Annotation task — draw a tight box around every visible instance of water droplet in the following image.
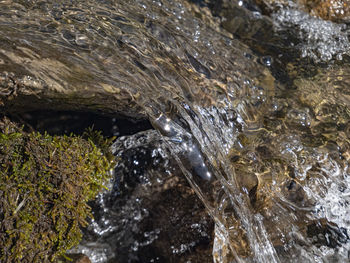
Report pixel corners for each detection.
[260,56,272,67]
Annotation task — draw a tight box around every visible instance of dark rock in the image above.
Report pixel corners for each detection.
[307,219,349,248]
[79,130,214,262]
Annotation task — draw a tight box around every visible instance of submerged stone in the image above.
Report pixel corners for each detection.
[0,0,271,118]
[73,130,214,262]
[206,0,350,63]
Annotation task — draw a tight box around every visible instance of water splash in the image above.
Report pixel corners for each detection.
[272,7,350,62]
[151,113,212,181]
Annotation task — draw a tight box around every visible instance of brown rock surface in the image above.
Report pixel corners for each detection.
[69,254,91,263]
[302,0,350,21]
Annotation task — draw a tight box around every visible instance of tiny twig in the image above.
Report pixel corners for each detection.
[14,195,27,214]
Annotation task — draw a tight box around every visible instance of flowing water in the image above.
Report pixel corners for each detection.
[1,0,350,262]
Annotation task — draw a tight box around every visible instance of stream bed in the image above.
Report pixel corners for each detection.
[1,0,350,262]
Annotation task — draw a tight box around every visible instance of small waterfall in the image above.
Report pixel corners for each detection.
[2,0,350,262]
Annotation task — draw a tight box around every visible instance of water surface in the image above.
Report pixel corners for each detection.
[1,0,350,262]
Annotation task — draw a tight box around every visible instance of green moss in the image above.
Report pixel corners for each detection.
[0,118,115,262]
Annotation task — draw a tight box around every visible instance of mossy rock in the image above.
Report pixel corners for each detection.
[0,118,114,262]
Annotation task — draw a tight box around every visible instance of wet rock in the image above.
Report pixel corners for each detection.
[0,63,143,118]
[303,0,350,22]
[65,254,92,263]
[256,0,350,22]
[0,0,273,121]
[74,130,214,262]
[197,0,300,86]
[0,1,274,262]
[202,0,350,63]
[294,64,350,161]
[307,219,349,248]
[210,55,350,261]
[207,0,277,46]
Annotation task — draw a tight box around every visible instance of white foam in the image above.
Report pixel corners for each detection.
[272,8,350,62]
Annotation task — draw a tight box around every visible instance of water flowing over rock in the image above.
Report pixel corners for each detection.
[71,130,214,262]
[208,0,350,62]
[256,0,350,22]
[1,0,350,262]
[0,0,269,117]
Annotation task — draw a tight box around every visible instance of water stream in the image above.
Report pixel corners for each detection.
[1,0,350,262]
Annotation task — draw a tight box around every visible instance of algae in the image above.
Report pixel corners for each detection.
[0,117,114,262]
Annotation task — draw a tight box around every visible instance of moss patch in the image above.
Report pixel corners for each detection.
[0,118,114,262]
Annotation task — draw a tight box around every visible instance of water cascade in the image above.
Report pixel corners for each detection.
[1,0,350,262]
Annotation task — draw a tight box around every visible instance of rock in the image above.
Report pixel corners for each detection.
[0,0,275,261]
[0,0,270,120]
[65,254,91,263]
[0,1,145,116]
[76,130,214,262]
[303,0,350,22]
[202,0,350,65]
[200,0,301,86]
[293,64,350,162]
[254,0,350,22]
